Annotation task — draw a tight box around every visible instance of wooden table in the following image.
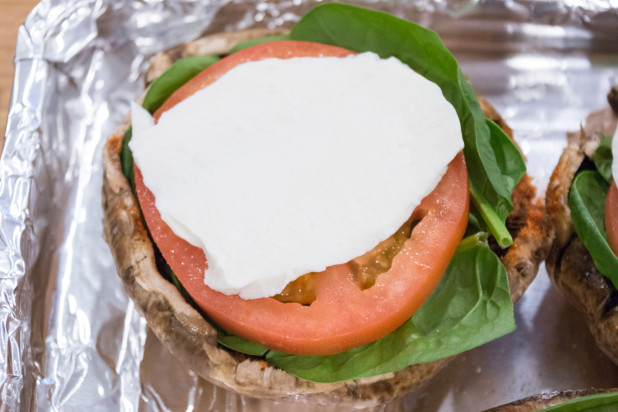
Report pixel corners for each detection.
[0,0,39,152]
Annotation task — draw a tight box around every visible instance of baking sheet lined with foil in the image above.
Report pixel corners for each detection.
[2,0,618,410]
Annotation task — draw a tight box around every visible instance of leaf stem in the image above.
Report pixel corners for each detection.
[457,232,489,253]
[470,182,513,248]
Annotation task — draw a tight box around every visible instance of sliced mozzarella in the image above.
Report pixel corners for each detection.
[130,52,463,299]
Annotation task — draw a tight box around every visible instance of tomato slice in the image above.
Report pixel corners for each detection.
[134,41,470,356]
[606,180,618,255]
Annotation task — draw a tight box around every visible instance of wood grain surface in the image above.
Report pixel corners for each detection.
[0,0,39,153]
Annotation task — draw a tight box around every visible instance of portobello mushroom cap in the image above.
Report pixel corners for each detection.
[483,388,618,412]
[102,29,550,406]
[546,85,618,365]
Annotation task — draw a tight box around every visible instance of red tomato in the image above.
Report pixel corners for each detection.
[135,41,470,356]
[606,180,618,255]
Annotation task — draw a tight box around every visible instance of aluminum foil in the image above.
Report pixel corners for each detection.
[2,0,618,410]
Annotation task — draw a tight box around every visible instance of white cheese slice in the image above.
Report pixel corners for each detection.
[612,127,618,181]
[130,52,463,299]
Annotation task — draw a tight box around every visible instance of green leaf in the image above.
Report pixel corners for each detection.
[540,391,618,412]
[265,243,514,383]
[217,329,269,357]
[120,127,135,190]
[228,34,291,54]
[569,171,618,289]
[465,203,488,236]
[487,119,526,198]
[167,266,194,304]
[469,120,525,247]
[141,54,220,114]
[594,136,613,183]
[119,55,219,186]
[290,3,524,248]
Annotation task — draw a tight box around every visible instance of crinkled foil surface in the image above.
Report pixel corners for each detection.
[2,0,618,410]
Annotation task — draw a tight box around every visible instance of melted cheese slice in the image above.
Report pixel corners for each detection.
[130,52,463,299]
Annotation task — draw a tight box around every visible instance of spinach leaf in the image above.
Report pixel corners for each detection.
[469,120,526,246]
[218,329,269,357]
[120,128,135,190]
[487,119,526,198]
[119,55,219,186]
[594,136,613,183]
[290,3,525,248]
[265,240,514,383]
[540,391,618,412]
[228,34,291,54]
[142,54,220,114]
[569,171,618,289]
[465,205,488,237]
